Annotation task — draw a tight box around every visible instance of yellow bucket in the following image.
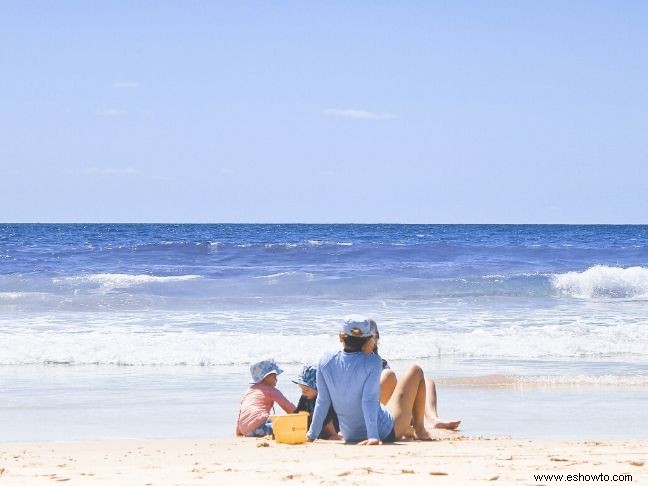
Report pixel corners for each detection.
[270,412,309,444]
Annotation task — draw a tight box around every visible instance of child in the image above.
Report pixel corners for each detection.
[236,359,297,437]
[293,365,340,440]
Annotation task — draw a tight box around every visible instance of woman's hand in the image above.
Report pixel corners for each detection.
[357,438,382,446]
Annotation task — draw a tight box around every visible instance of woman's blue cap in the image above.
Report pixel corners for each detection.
[341,314,373,337]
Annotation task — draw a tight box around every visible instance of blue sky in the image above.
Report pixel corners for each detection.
[1,1,647,223]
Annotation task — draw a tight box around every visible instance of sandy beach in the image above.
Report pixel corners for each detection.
[1,431,646,485]
[4,0,648,481]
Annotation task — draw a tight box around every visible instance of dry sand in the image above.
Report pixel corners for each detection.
[1,430,646,485]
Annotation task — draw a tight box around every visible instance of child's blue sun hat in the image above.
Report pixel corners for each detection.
[250,359,284,384]
[292,365,317,390]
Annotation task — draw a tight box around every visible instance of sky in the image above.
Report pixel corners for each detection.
[1,1,647,223]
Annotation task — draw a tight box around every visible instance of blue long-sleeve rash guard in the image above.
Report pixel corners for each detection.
[306,350,394,442]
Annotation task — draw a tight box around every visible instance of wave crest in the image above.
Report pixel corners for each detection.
[551,265,648,299]
[53,273,201,289]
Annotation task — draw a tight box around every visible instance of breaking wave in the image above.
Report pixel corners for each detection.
[551,265,648,299]
[2,321,647,366]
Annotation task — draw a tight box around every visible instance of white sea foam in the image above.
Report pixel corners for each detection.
[307,240,352,246]
[53,273,201,289]
[256,271,297,279]
[440,374,648,387]
[255,271,315,281]
[520,375,648,387]
[380,322,648,361]
[551,265,648,299]
[264,243,298,249]
[0,292,32,300]
[2,320,647,366]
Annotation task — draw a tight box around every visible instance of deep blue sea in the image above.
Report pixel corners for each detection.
[2,224,648,440]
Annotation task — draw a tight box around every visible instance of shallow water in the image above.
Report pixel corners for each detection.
[2,364,647,442]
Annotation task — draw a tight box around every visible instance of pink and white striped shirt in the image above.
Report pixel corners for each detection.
[236,383,296,435]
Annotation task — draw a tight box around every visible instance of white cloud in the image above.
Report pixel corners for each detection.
[83,167,139,176]
[112,81,140,89]
[96,107,128,117]
[324,108,397,120]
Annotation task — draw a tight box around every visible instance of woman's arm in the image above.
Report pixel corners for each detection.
[306,367,332,441]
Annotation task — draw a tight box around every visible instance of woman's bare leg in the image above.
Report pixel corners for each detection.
[425,378,438,422]
[425,378,461,430]
[379,369,397,405]
[385,364,431,440]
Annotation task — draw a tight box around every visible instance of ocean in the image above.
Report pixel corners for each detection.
[2,224,648,441]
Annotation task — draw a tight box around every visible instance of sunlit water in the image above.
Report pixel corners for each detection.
[2,224,647,440]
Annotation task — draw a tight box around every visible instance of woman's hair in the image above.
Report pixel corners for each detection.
[369,318,379,354]
[343,334,372,352]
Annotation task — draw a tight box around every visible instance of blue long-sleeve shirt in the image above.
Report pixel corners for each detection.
[306,350,394,442]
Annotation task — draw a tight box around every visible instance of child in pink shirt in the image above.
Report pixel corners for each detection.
[236,359,297,437]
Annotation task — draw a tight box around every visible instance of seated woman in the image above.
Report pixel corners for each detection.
[366,319,460,431]
[366,319,397,405]
[307,315,443,444]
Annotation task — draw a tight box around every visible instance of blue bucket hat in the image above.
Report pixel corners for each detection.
[249,359,284,384]
[341,314,373,337]
[292,365,317,390]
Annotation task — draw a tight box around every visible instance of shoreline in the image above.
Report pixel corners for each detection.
[4,366,647,442]
[1,433,646,485]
